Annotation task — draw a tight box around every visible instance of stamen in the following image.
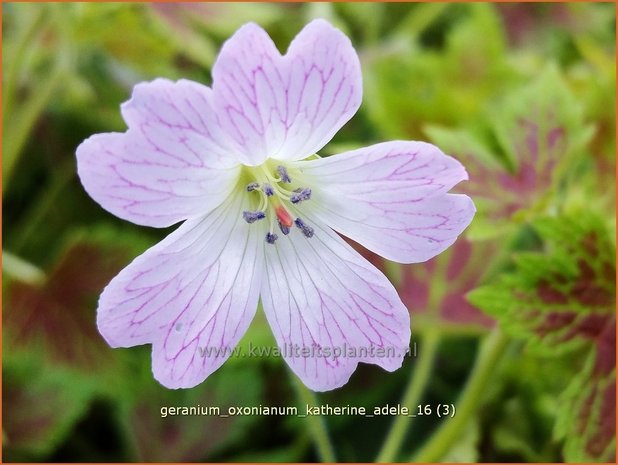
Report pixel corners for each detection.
[243,210,266,224]
[278,221,291,235]
[276,165,291,183]
[294,218,314,238]
[242,163,316,239]
[265,232,278,244]
[262,184,274,196]
[290,187,312,204]
[246,182,260,192]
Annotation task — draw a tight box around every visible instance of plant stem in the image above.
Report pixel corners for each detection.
[376,328,441,462]
[2,250,46,285]
[291,376,336,462]
[3,5,46,118]
[394,2,450,41]
[10,158,75,254]
[3,63,66,185]
[3,4,73,191]
[411,329,510,462]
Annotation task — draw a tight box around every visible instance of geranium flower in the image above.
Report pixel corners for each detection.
[76,19,475,391]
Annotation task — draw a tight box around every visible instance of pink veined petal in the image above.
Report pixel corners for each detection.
[261,219,410,392]
[76,79,241,228]
[97,191,264,388]
[297,141,476,264]
[212,19,362,166]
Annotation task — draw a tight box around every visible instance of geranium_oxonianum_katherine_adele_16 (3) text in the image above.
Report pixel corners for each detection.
[75,19,475,392]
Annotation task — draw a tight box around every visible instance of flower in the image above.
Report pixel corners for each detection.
[76,19,475,391]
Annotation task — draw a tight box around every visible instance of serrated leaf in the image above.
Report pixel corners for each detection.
[150,2,282,41]
[3,357,96,460]
[118,361,264,462]
[468,212,615,461]
[490,354,569,462]
[348,237,494,332]
[493,65,590,170]
[429,66,594,240]
[558,318,616,462]
[3,227,151,377]
[363,4,515,140]
[468,213,614,354]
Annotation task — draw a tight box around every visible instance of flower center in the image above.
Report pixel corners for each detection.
[241,162,314,244]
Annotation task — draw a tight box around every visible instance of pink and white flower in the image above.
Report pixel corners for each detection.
[76,19,475,391]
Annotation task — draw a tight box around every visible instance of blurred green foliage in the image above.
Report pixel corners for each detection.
[2,2,615,463]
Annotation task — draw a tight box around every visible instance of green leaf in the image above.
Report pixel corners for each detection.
[488,353,568,462]
[230,307,279,366]
[492,65,591,171]
[116,360,264,462]
[424,125,499,167]
[3,356,97,460]
[428,66,595,240]
[468,211,615,461]
[362,4,515,140]
[557,319,616,462]
[441,418,480,462]
[3,226,151,381]
[468,212,614,354]
[346,236,495,336]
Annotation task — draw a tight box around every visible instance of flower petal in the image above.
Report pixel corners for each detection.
[97,191,264,388]
[212,19,362,165]
[77,79,241,227]
[298,141,475,263]
[261,220,410,391]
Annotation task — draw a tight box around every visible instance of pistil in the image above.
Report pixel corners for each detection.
[274,203,294,228]
[243,162,315,243]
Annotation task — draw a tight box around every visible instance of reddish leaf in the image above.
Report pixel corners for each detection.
[496,4,575,46]
[427,66,591,239]
[469,213,615,461]
[560,317,616,462]
[4,238,137,372]
[401,239,495,328]
[460,119,564,225]
[121,364,263,462]
[348,237,494,330]
[3,362,94,460]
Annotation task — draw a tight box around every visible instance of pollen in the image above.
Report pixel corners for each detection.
[278,221,291,235]
[294,218,314,238]
[265,232,278,244]
[246,182,260,192]
[243,210,266,223]
[262,184,275,196]
[276,165,291,183]
[290,187,312,204]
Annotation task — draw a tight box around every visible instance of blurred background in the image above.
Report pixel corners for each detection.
[2,2,616,463]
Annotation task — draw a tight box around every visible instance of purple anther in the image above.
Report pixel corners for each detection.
[243,210,266,224]
[278,220,291,235]
[246,182,260,192]
[290,187,312,204]
[294,218,314,238]
[262,184,275,196]
[265,232,278,244]
[276,165,291,183]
